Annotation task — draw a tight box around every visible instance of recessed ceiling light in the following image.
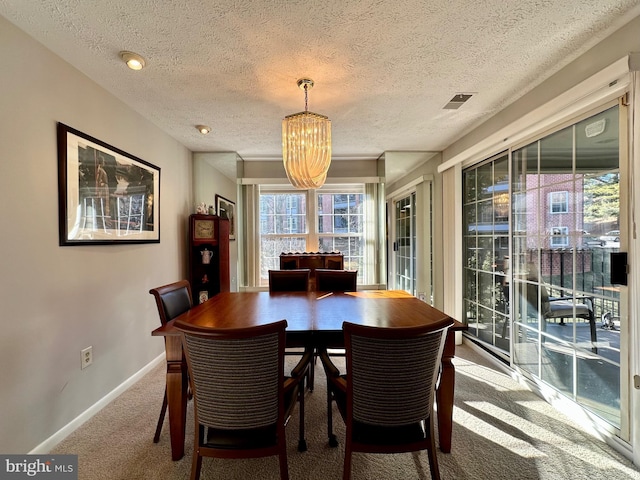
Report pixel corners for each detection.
[119,51,146,70]
[196,125,211,135]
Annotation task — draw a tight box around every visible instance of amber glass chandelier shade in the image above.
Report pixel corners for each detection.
[282,111,332,189]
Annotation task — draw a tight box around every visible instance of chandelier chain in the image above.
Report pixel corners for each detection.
[304,84,308,112]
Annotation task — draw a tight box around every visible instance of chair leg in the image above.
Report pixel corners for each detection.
[278,437,290,480]
[191,451,202,480]
[426,417,441,480]
[308,358,315,391]
[191,425,204,480]
[153,387,168,443]
[342,441,352,480]
[300,346,314,392]
[298,377,308,452]
[588,312,598,354]
[327,379,338,447]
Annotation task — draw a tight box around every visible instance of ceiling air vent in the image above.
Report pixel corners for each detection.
[443,93,473,110]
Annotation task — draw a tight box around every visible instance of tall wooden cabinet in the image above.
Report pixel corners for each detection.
[189,214,230,304]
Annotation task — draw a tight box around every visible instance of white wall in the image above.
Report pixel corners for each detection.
[0,16,193,453]
[241,158,379,182]
[385,152,444,308]
[193,153,239,291]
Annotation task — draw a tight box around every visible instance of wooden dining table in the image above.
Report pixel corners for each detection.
[151,290,465,460]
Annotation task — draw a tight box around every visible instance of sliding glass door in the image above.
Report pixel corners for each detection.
[511,104,623,429]
[462,103,626,431]
[462,154,510,354]
[393,192,417,295]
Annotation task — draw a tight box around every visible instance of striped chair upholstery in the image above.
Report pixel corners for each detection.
[149,280,193,443]
[175,319,309,480]
[320,319,453,480]
[183,333,280,430]
[350,334,439,426]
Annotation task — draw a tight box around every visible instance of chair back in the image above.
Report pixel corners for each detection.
[149,280,193,325]
[268,269,310,292]
[315,269,357,292]
[326,258,343,270]
[281,259,298,270]
[523,281,552,318]
[343,319,451,426]
[175,320,287,430]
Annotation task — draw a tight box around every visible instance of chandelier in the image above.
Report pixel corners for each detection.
[282,78,332,189]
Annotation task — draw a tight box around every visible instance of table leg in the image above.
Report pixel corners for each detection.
[164,336,188,461]
[436,330,456,453]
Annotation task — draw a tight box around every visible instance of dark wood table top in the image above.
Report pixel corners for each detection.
[153,290,464,343]
[151,289,465,460]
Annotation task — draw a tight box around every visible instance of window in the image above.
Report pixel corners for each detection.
[549,191,569,213]
[317,192,364,272]
[550,226,569,247]
[259,192,307,279]
[258,185,367,286]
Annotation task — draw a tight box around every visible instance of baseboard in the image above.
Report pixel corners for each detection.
[30,353,165,454]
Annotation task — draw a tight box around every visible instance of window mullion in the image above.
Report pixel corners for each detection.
[307,189,319,251]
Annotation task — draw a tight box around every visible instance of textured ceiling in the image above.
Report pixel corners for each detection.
[1,0,639,181]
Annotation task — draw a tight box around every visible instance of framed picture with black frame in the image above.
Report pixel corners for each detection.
[215,194,235,241]
[57,122,160,245]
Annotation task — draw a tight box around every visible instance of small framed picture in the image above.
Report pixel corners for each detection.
[215,194,236,241]
[198,291,209,304]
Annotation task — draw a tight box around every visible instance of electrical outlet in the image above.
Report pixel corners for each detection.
[81,346,93,369]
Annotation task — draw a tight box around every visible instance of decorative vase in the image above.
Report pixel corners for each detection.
[201,248,213,265]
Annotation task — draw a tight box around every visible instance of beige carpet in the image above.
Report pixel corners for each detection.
[52,343,640,479]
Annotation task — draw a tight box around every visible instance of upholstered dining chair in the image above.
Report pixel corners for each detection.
[268,269,314,391]
[174,319,310,480]
[315,269,358,292]
[319,318,453,480]
[149,280,193,443]
[268,269,311,292]
[310,269,358,390]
